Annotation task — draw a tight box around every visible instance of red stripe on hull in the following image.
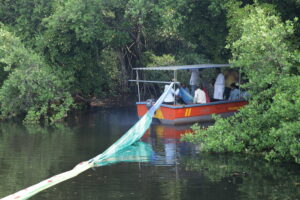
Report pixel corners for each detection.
[137,101,247,124]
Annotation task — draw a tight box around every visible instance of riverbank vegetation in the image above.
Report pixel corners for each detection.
[183,1,300,163]
[0,1,299,161]
[0,0,229,123]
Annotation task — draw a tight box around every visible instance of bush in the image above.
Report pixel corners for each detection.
[0,24,73,123]
[182,4,300,164]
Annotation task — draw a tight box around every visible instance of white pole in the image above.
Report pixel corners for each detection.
[173,70,177,105]
[136,70,141,102]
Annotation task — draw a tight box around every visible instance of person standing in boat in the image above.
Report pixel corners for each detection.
[193,84,207,104]
[163,84,176,104]
[213,68,225,101]
[189,69,200,97]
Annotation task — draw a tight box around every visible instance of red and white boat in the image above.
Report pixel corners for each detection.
[137,100,247,125]
[131,64,248,125]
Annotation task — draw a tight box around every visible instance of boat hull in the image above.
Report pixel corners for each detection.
[137,100,248,125]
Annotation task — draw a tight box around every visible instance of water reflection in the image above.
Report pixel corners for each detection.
[181,154,300,200]
[146,124,300,200]
[0,107,299,200]
[142,124,198,166]
[0,122,76,197]
[94,142,153,166]
[92,123,197,167]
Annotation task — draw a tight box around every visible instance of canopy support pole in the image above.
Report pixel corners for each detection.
[129,80,179,84]
[136,70,141,102]
[173,70,177,105]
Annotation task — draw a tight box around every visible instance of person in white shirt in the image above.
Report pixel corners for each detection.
[193,85,206,104]
[213,68,225,101]
[189,69,200,97]
[163,84,176,104]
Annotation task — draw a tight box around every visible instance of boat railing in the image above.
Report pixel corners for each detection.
[128,80,180,84]
[136,99,247,109]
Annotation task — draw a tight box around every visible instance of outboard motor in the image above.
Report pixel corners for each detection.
[146,99,155,110]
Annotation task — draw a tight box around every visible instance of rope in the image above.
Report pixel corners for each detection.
[1,162,93,200]
[0,83,175,200]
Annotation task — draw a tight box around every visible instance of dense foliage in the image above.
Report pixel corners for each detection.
[183,2,300,163]
[0,0,299,162]
[0,25,73,123]
[0,0,228,122]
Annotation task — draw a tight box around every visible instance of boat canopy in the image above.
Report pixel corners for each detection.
[131,63,237,102]
[133,64,230,71]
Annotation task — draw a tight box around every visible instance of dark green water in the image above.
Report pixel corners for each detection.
[0,107,299,200]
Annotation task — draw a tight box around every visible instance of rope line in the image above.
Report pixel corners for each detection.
[0,83,175,200]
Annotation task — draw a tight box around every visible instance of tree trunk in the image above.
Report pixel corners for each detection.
[116,48,129,95]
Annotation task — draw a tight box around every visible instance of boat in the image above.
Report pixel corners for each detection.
[131,64,248,125]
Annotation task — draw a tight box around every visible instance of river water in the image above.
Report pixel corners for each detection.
[0,107,299,200]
